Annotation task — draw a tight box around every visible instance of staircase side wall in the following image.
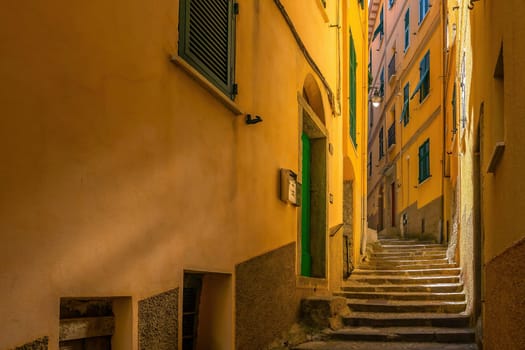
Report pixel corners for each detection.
[484,238,525,350]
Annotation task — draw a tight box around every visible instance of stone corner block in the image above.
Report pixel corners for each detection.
[300,296,350,330]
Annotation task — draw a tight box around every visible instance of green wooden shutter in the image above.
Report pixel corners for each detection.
[402,83,410,125]
[350,35,357,147]
[404,9,410,51]
[179,0,236,99]
[418,139,430,183]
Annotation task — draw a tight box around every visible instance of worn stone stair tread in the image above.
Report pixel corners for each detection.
[346,299,466,313]
[358,263,457,270]
[346,299,466,306]
[349,276,460,285]
[293,341,478,350]
[343,312,471,327]
[328,327,475,342]
[380,244,446,249]
[352,268,461,275]
[332,326,474,334]
[338,291,465,301]
[342,282,464,293]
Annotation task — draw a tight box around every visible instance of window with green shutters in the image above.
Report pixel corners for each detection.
[404,9,410,51]
[373,7,384,41]
[379,67,385,96]
[350,34,357,147]
[419,0,429,23]
[411,50,430,102]
[418,139,430,183]
[358,0,364,9]
[178,0,237,99]
[452,84,457,133]
[402,83,410,125]
[368,152,373,177]
[379,127,384,159]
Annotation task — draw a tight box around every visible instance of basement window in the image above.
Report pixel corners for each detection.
[59,297,131,350]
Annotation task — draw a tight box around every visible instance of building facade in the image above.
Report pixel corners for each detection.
[367,0,445,241]
[449,0,525,348]
[0,1,367,349]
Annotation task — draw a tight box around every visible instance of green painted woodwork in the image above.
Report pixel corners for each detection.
[178,0,237,99]
[350,34,357,147]
[301,133,312,277]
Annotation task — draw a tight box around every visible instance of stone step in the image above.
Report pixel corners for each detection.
[376,248,447,253]
[293,341,478,350]
[377,240,437,245]
[342,282,464,293]
[364,258,451,266]
[369,255,448,262]
[350,275,460,285]
[379,244,447,250]
[358,262,458,270]
[342,312,471,328]
[327,327,475,343]
[352,268,461,277]
[337,291,465,302]
[346,299,467,313]
[371,252,448,259]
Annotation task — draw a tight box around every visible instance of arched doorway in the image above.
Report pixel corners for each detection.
[299,74,327,278]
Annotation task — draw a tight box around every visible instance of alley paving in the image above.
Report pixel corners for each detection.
[294,238,478,350]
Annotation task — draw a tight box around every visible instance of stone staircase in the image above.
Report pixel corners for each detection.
[294,238,478,350]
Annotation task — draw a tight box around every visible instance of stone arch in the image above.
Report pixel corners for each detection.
[302,74,325,124]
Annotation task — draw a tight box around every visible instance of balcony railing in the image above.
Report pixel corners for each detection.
[388,123,396,149]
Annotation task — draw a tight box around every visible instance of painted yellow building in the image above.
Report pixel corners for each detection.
[367,0,445,242]
[0,0,367,349]
[450,0,525,348]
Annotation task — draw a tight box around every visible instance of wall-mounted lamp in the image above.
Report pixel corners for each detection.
[468,0,480,10]
[369,87,383,108]
[245,114,263,125]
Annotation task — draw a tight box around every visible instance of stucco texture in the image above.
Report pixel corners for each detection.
[138,288,178,350]
[11,337,48,350]
[236,243,311,350]
[484,238,525,350]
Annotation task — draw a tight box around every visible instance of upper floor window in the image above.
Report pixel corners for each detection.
[373,7,384,41]
[388,53,396,81]
[379,67,385,96]
[452,84,457,133]
[368,152,373,177]
[358,0,364,9]
[379,127,385,159]
[411,50,430,102]
[418,139,431,183]
[419,0,429,24]
[404,9,410,51]
[179,0,238,99]
[389,0,395,9]
[402,83,410,125]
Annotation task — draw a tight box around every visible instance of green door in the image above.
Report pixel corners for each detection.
[301,133,312,276]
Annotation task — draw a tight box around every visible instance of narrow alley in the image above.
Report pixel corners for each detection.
[0,0,524,350]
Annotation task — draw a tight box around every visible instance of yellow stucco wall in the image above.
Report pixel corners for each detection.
[343,0,369,268]
[0,0,355,348]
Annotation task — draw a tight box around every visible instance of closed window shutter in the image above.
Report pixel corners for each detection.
[419,140,430,182]
[404,9,410,50]
[179,0,236,99]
